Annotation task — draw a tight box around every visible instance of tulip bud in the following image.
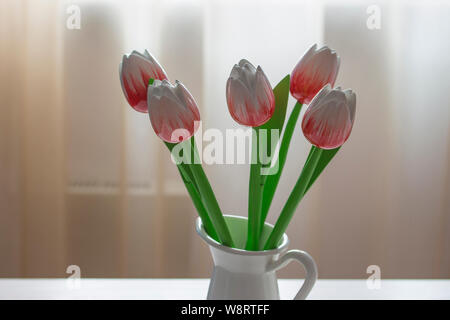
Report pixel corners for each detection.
[290,44,340,104]
[147,79,200,143]
[301,84,356,149]
[226,59,275,127]
[119,50,168,113]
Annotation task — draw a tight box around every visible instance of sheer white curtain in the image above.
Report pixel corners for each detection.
[0,0,449,278]
[0,0,65,277]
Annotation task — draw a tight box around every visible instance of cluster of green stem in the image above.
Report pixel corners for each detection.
[165,139,235,247]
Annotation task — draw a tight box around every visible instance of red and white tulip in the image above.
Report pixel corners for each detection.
[226,59,275,127]
[120,50,168,113]
[147,79,200,143]
[290,44,340,104]
[301,84,356,149]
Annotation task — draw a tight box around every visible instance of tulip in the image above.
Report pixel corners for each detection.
[226,59,275,127]
[147,79,200,143]
[290,44,340,104]
[120,50,168,113]
[301,84,356,149]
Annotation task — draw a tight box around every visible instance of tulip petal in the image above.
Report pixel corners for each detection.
[302,86,356,149]
[119,50,168,113]
[148,80,200,143]
[226,59,275,127]
[290,44,340,104]
[174,81,201,119]
[254,67,275,122]
[227,78,256,125]
[344,89,356,123]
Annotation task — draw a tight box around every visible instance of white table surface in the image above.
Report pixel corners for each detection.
[0,279,448,300]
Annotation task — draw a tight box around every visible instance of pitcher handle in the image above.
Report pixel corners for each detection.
[268,249,318,300]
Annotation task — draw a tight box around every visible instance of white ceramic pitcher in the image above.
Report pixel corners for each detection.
[196,215,317,300]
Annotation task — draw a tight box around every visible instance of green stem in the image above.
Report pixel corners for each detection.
[164,141,219,241]
[304,147,340,195]
[260,102,303,232]
[188,141,235,247]
[246,129,263,250]
[264,146,323,250]
[176,165,219,241]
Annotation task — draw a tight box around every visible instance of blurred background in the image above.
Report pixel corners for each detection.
[1,0,449,279]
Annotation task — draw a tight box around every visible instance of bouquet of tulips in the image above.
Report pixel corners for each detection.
[119,44,356,251]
